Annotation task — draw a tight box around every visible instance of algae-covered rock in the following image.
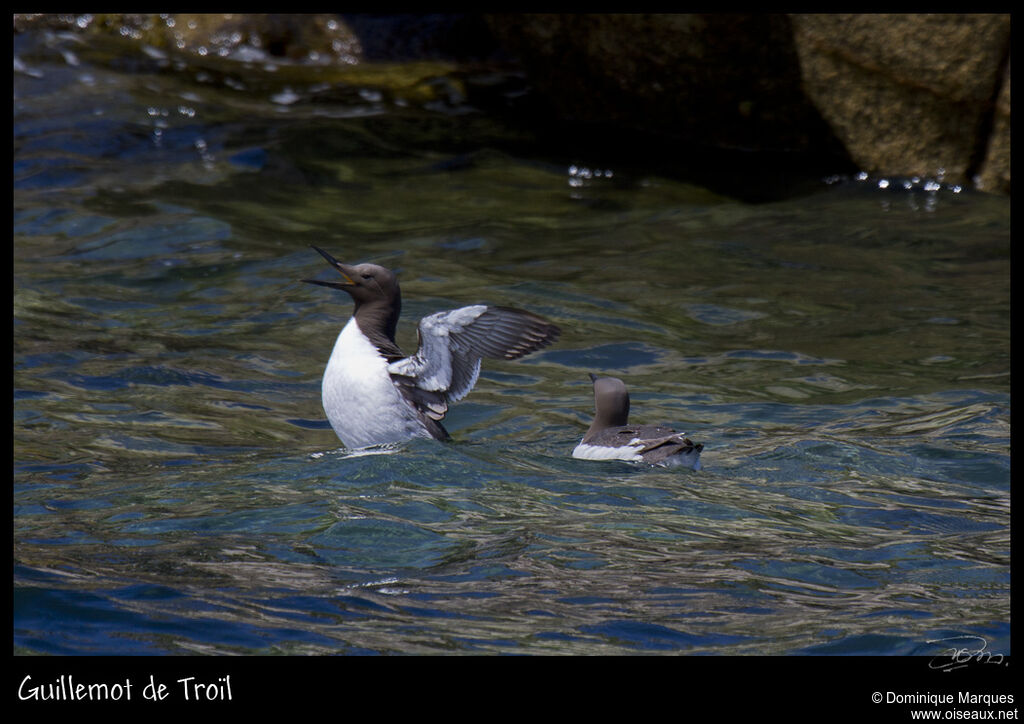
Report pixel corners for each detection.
[14,13,363,64]
[14,12,1010,194]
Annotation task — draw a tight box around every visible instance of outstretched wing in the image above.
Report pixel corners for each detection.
[387,305,560,423]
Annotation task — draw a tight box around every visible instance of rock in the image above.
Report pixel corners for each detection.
[14,13,364,64]
[790,13,1011,190]
[15,12,1010,194]
[338,14,503,62]
[977,59,1010,194]
[486,13,1010,193]
[486,13,841,155]
[483,13,856,200]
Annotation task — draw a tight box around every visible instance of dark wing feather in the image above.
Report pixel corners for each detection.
[387,305,560,423]
[389,374,452,441]
[593,425,701,464]
[447,306,561,361]
[630,426,702,463]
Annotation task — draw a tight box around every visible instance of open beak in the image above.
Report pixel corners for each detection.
[301,245,358,289]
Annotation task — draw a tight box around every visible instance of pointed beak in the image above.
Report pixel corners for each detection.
[301,245,358,290]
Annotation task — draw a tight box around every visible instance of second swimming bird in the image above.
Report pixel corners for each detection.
[573,374,703,469]
[303,246,560,448]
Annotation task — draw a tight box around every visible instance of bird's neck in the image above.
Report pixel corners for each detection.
[583,404,630,442]
[352,296,402,359]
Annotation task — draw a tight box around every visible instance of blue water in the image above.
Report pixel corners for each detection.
[13,25,1010,658]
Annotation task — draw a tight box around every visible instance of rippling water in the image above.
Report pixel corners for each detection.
[14,28,1010,658]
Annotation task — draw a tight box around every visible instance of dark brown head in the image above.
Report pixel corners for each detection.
[302,246,401,343]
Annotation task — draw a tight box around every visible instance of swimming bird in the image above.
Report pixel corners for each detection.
[573,373,703,469]
[302,246,560,448]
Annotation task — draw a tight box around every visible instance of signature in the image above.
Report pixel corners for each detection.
[926,635,1007,672]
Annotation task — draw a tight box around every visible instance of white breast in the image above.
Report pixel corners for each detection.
[321,318,428,448]
[571,441,644,462]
